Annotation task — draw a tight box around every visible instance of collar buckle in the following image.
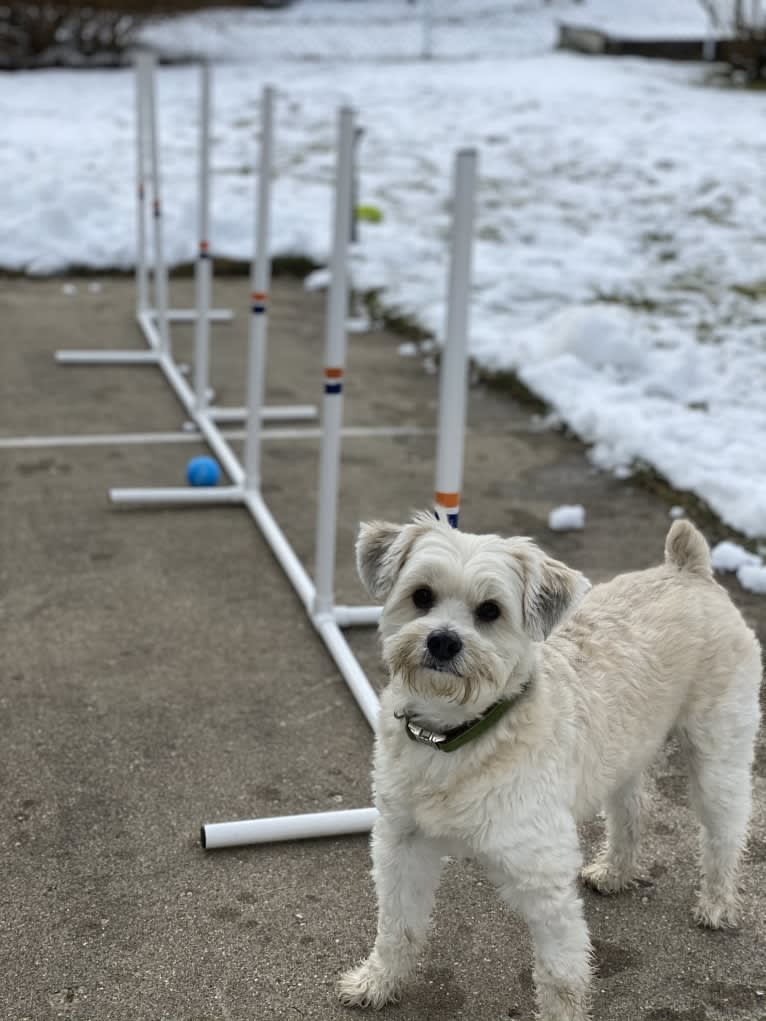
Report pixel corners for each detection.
[405,721,448,748]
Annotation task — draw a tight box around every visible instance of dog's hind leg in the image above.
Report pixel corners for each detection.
[686,752,752,929]
[580,773,643,894]
[679,661,760,929]
[681,739,755,928]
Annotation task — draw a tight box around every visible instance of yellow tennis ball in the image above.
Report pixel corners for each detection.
[355,204,383,223]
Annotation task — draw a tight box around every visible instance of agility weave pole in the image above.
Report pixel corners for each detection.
[139,56,233,331]
[200,147,479,850]
[56,53,172,369]
[434,148,476,529]
[56,54,218,371]
[192,61,213,414]
[54,60,316,424]
[192,79,315,426]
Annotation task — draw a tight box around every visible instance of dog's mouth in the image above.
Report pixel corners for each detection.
[416,655,475,702]
[421,654,462,676]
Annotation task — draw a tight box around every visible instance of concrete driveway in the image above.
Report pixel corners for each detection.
[1,274,763,1021]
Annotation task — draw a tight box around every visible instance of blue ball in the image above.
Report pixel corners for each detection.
[186,455,220,487]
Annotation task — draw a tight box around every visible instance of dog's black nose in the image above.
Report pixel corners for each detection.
[426,629,463,662]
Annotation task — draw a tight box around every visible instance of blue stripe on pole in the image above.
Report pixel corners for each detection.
[434,509,460,529]
[251,305,266,315]
[325,382,343,394]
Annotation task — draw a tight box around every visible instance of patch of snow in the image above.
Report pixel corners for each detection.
[736,564,766,595]
[304,268,330,292]
[669,506,685,520]
[503,306,766,538]
[398,342,418,357]
[548,504,586,532]
[710,541,762,573]
[2,0,765,537]
[347,315,370,333]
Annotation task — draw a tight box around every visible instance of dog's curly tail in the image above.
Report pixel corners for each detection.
[664,520,713,579]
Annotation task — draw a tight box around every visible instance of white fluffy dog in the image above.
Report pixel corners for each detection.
[338,514,762,1020]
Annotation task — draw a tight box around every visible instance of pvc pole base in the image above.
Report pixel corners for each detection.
[201,807,378,849]
[55,350,160,365]
[334,605,382,628]
[209,405,318,424]
[110,485,244,506]
[164,307,234,323]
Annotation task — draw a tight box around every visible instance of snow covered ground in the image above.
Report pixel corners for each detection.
[711,540,766,593]
[3,0,766,540]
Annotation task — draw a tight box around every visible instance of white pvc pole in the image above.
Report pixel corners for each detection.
[243,489,316,612]
[313,106,355,618]
[421,0,434,59]
[211,404,316,424]
[315,618,380,729]
[244,86,275,489]
[110,485,242,505]
[134,55,151,318]
[194,63,212,412]
[201,807,378,849]
[333,605,381,628]
[145,58,171,358]
[434,149,477,530]
[168,308,233,323]
[56,350,159,366]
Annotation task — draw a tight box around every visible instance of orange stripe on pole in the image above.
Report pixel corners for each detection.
[251,291,267,301]
[324,367,344,379]
[199,240,210,253]
[434,491,460,508]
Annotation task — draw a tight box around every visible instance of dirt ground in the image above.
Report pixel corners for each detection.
[0,273,764,1021]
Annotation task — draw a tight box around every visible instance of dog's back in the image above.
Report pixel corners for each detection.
[563,520,762,928]
[547,520,761,819]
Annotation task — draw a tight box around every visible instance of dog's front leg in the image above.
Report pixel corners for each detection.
[338,814,445,1009]
[485,828,592,1021]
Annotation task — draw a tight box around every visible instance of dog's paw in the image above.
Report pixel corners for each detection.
[337,961,402,1010]
[535,979,592,1021]
[693,896,740,930]
[580,861,634,895]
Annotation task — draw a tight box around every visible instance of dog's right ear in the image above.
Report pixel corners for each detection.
[356,520,422,601]
[506,538,590,642]
[521,550,590,642]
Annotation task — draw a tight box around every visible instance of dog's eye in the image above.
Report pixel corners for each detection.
[476,600,501,623]
[412,587,434,610]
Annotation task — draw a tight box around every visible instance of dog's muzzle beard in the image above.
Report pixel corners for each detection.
[383,632,499,706]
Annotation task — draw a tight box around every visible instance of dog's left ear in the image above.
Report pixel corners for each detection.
[512,542,591,641]
[356,519,428,601]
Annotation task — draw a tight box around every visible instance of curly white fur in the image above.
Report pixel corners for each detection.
[338,515,762,1021]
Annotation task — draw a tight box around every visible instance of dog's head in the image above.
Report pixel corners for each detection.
[357,512,589,710]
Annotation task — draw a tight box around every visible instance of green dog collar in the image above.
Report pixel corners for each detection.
[397,681,531,753]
